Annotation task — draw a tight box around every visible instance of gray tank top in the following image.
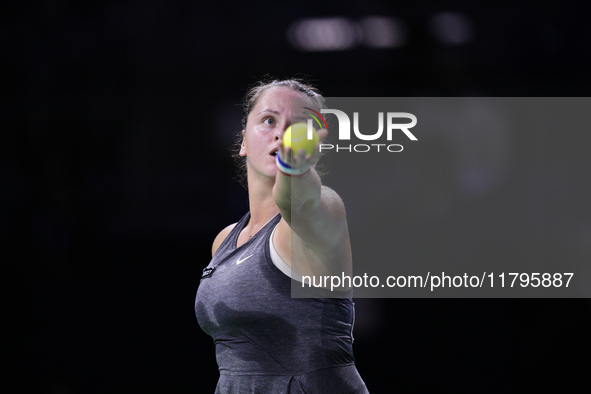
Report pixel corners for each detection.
[195,212,369,393]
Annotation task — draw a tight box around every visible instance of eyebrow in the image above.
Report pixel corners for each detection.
[258,109,280,115]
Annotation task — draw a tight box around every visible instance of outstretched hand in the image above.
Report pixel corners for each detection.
[279,128,328,174]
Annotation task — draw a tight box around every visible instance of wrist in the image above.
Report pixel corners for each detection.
[276,153,311,177]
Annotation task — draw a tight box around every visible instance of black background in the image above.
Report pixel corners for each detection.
[4,1,591,392]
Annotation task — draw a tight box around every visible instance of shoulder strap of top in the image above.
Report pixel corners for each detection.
[214,212,250,257]
[226,212,250,248]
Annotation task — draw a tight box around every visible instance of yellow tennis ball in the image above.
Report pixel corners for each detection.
[283,122,319,155]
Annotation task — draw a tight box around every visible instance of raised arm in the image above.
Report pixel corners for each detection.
[272,130,352,276]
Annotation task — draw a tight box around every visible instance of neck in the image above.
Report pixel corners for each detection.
[246,169,279,224]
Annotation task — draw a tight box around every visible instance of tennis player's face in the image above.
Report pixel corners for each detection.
[240,86,306,178]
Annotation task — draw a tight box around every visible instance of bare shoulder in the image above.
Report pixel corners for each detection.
[321,185,344,203]
[320,185,347,217]
[212,223,237,257]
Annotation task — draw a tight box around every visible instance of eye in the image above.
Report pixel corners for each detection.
[263,117,276,126]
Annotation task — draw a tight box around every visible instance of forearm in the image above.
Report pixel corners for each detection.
[271,127,346,253]
[273,168,348,256]
[272,166,322,223]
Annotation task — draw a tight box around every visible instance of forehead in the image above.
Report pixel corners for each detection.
[252,86,310,112]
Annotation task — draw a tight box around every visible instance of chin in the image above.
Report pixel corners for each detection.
[265,165,279,179]
[268,168,278,178]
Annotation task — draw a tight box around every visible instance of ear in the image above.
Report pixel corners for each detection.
[239,130,247,156]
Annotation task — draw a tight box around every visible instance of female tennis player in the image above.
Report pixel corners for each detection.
[195,78,369,393]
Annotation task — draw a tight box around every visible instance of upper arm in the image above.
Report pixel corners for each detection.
[212,223,237,257]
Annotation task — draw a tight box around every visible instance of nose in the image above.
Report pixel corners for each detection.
[275,119,291,141]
